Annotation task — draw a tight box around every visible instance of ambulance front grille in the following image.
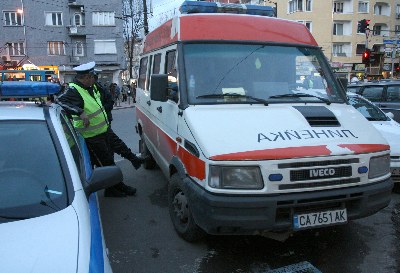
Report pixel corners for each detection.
[278,158,359,169]
[279,177,360,190]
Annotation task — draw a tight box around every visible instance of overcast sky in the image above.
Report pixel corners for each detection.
[148,0,184,31]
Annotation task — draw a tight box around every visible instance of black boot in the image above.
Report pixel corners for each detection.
[104,186,127,197]
[116,182,136,196]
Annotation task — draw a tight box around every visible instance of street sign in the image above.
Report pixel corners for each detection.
[383,39,400,45]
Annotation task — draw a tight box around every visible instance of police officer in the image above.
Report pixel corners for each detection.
[56,61,136,197]
[93,71,146,170]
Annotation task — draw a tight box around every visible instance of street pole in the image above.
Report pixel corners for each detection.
[365,28,370,78]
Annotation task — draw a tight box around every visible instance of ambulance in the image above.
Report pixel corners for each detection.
[135,1,393,241]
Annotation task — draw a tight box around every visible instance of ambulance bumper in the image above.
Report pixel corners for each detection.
[185,177,393,235]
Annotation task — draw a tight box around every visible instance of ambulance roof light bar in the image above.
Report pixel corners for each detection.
[0,81,60,98]
[179,1,276,17]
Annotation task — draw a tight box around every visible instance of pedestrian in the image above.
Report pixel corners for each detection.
[122,86,128,102]
[114,83,121,106]
[350,74,359,83]
[56,61,136,197]
[93,73,146,170]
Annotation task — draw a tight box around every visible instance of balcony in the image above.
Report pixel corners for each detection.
[67,26,85,36]
[68,0,84,7]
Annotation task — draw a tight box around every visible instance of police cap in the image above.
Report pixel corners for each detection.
[73,61,96,75]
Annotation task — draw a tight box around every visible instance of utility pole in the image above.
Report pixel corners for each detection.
[143,0,148,35]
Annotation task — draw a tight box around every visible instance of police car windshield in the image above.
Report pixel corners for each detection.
[0,121,68,222]
[183,44,345,105]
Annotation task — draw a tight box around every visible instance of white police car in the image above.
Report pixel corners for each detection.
[348,92,400,191]
[0,82,120,273]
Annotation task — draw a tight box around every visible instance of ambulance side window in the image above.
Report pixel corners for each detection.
[138,57,148,91]
[153,53,161,74]
[166,50,178,101]
[146,55,153,91]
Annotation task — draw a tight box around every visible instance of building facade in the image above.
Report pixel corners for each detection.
[0,0,125,86]
[276,0,400,79]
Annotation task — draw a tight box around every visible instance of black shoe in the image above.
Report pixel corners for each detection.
[104,187,127,197]
[117,183,137,196]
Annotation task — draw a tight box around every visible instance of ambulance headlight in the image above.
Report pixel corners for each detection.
[208,166,264,189]
[369,154,390,179]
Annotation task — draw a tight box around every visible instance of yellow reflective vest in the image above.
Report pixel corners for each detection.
[70,83,108,138]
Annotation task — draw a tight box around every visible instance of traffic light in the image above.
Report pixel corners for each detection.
[362,49,371,64]
[358,19,370,33]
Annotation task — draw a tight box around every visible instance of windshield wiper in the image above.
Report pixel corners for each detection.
[196,93,269,105]
[268,93,331,105]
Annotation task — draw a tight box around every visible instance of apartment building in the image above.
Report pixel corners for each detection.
[277,0,400,79]
[0,0,125,85]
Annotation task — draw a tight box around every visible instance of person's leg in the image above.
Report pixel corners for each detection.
[86,133,128,197]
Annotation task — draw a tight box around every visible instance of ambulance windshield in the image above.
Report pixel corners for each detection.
[183,44,346,105]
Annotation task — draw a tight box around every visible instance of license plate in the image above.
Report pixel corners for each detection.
[293,208,347,230]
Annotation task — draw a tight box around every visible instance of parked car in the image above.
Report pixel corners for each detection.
[0,82,121,273]
[347,81,400,123]
[348,92,400,191]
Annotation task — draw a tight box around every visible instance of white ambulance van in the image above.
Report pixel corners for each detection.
[135,1,393,241]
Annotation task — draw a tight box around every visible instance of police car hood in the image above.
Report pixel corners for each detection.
[0,206,79,273]
[184,104,389,160]
[371,119,400,156]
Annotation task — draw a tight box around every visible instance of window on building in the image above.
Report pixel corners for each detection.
[74,13,83,26]
[305,21,312,31]
[288,0,304,13]
[48,41,65,55]
[74,41,84,56]
[45,12,63,26]
[356,44,366,55]
[94,40,117,54]
[333,23,344,35]
[334,2,344,13]
[373,25,382,35]
[395,25,400,35]
[333,44,346,57]
[3,11,23,26]
[7,42,25,56]
[358,1,369,13]
[374,4,383,15]
[92,12,115,26]
[305,0,312,11]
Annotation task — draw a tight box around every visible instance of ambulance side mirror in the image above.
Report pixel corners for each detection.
[150,74,168,102]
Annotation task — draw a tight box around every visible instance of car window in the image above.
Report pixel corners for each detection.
[348,96,389,121]
[386,86,400,102]
[347,86,362,93]
[60,113,93,181]
[361,86,384,102]
[0,121,68,222]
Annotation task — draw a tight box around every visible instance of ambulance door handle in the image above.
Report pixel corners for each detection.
[147,100,151,106]
[157,106,162,113]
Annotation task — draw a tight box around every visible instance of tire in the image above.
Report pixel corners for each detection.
[168,173,205,242]
[139,138,157,170]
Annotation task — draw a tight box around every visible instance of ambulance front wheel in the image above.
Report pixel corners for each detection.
[168,174,205,242]
[139,139,157,169]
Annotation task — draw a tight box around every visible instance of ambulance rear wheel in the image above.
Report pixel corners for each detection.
[139,139,157,169]
[168,174,205,242]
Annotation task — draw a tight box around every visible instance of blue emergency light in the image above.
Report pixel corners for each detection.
[0,81,60,98]
[179,1,276,17]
